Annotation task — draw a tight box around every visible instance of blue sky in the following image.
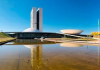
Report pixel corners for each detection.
[0,0,100,34]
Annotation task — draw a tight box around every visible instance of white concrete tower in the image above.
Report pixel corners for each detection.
[23,7,42,32]
[37,8,43,32]
[31,7,37,29]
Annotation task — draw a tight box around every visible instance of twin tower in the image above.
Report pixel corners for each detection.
[31,7,43,32]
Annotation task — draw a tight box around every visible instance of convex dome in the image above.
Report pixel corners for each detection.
[23,28,40,32]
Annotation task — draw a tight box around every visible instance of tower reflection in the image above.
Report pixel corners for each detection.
[24,45,42,70]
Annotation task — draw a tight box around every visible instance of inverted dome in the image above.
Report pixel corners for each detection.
[23,28,40,32]
[60,29,83,34]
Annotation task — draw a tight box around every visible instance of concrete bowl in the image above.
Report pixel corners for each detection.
[60,29,83,34]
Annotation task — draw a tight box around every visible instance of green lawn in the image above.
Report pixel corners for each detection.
[0,32,15,43]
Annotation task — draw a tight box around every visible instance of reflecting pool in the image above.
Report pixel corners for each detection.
[0,39,100,70]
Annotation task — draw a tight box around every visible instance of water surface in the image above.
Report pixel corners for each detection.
[0,39,100,70]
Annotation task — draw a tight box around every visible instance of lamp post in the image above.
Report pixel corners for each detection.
[98,19,99,43]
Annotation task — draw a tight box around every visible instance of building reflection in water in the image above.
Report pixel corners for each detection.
[24,45,43,70]
[60,42,83,47]
[60,42,100,65]
[2,39,100,70]
[12,39,100,69]
[13,39,56,70]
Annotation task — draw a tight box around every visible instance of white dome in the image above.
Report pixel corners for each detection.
[23,28,40,32]
[24,45,39,49]
[60,29,83,34]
